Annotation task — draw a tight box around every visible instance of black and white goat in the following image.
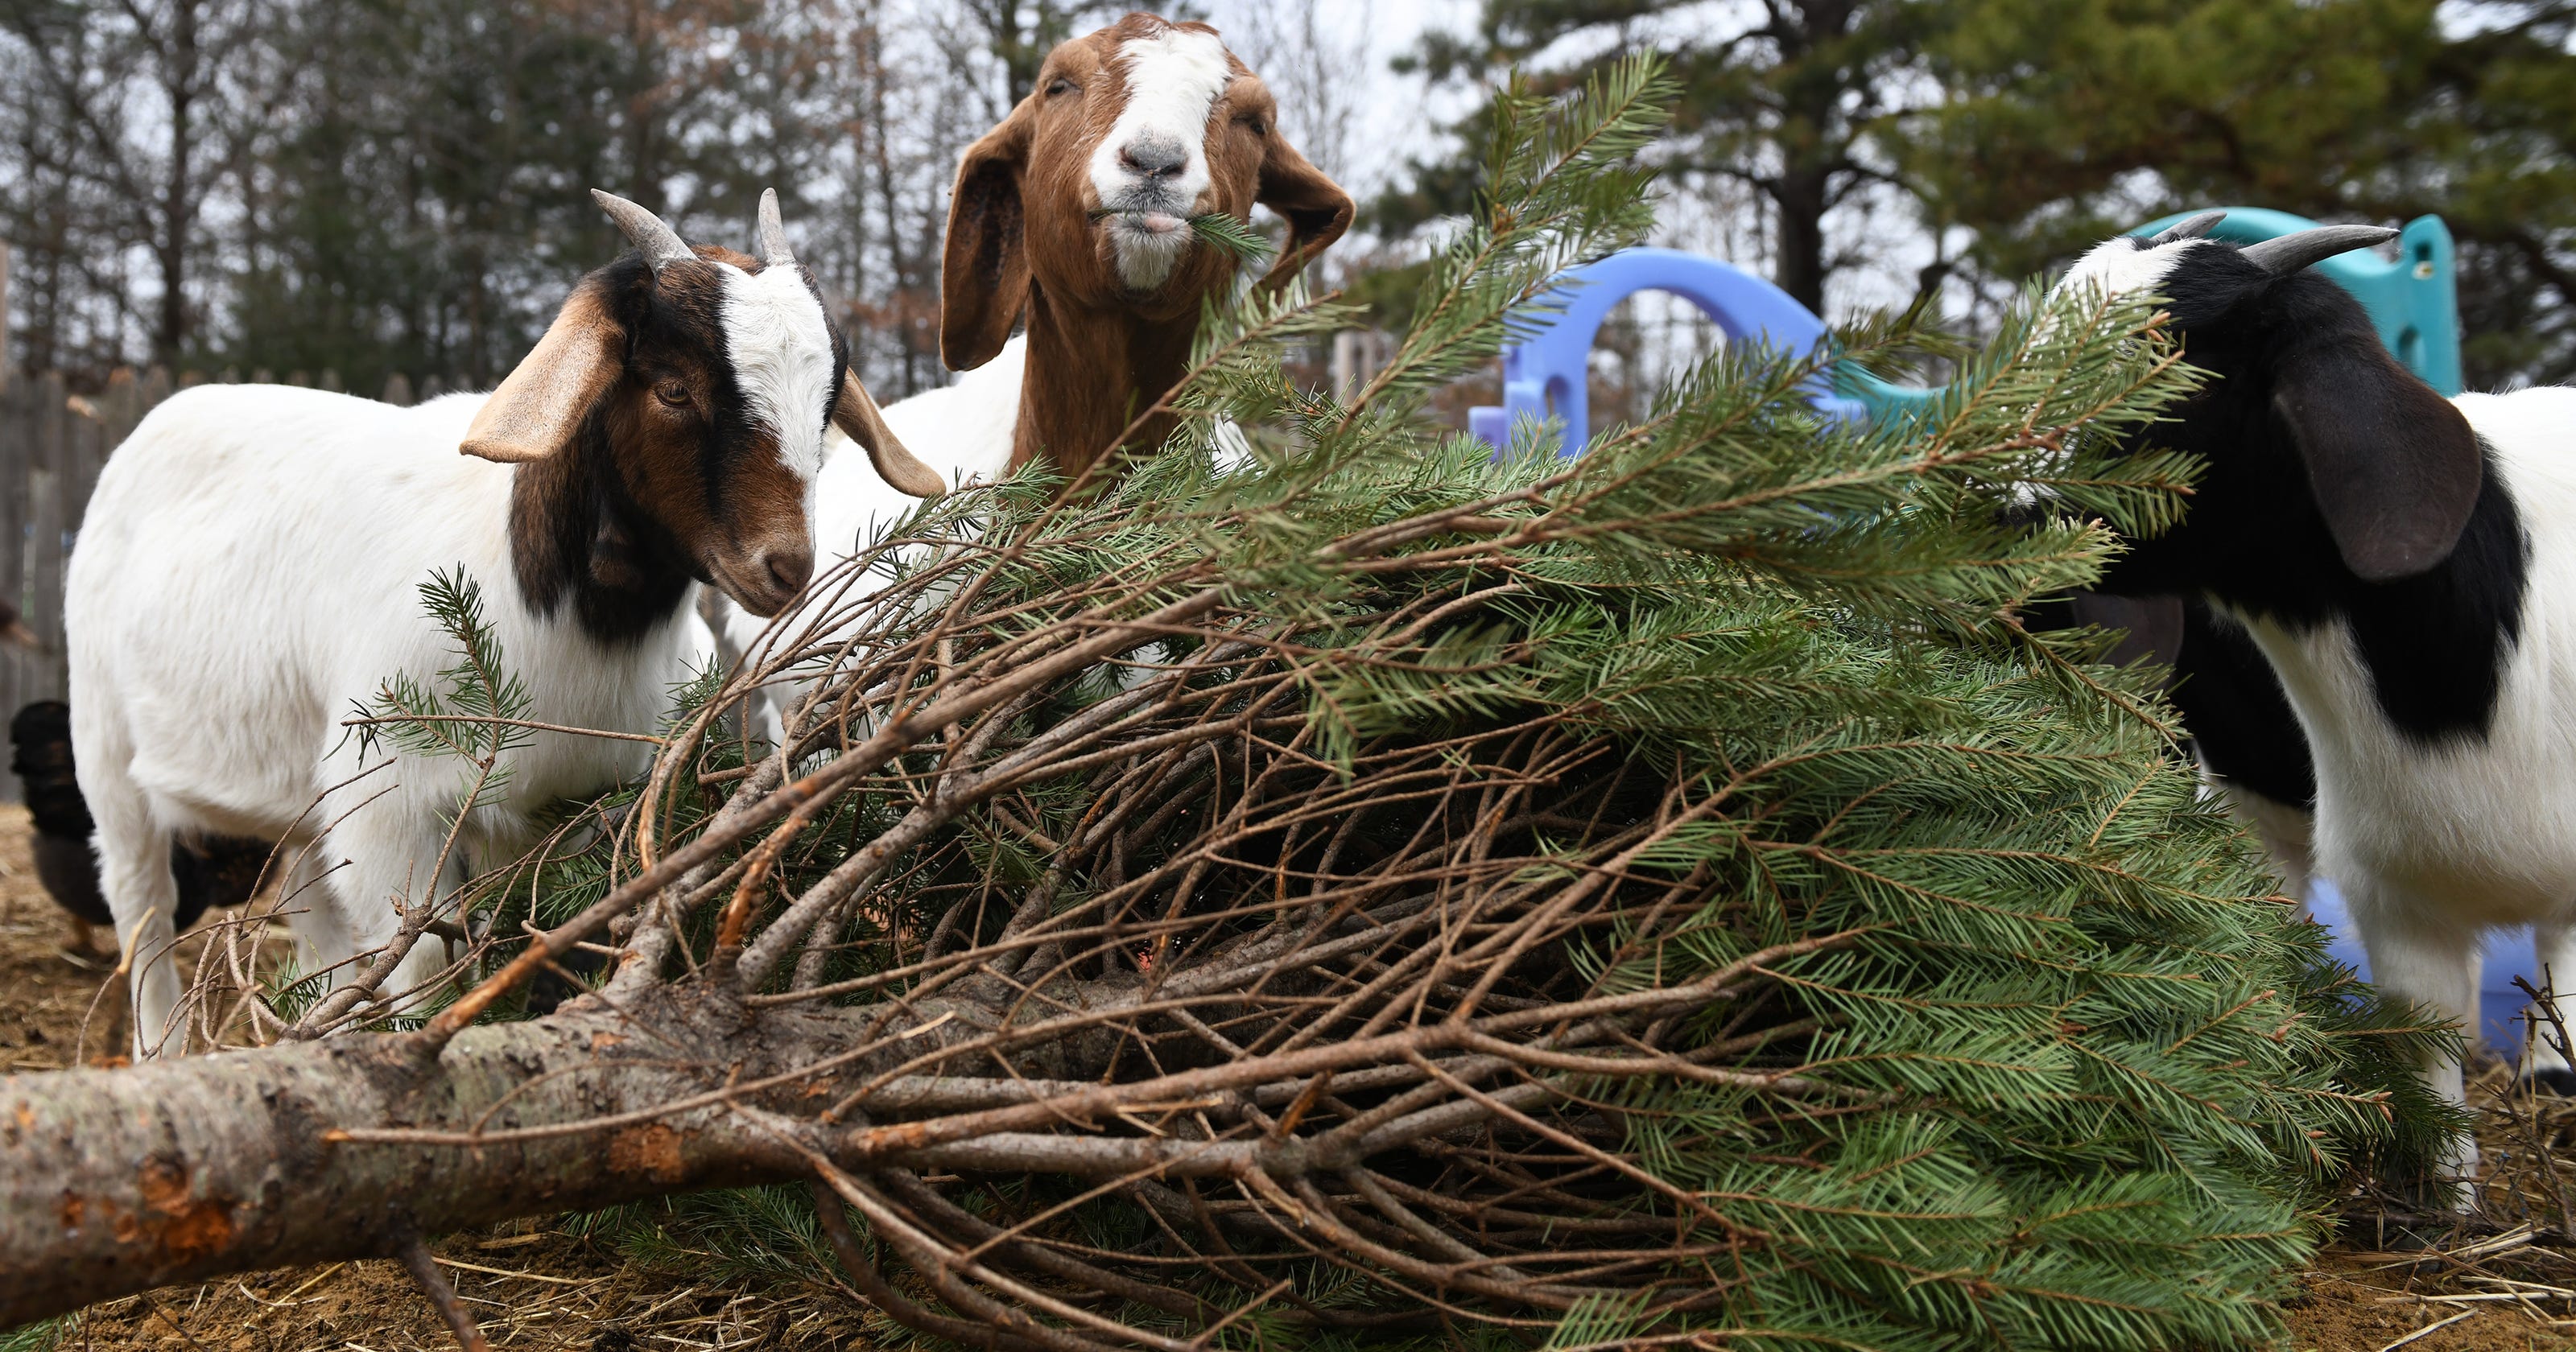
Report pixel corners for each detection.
[67,191,942,1056]
[2059,212,2575,1164]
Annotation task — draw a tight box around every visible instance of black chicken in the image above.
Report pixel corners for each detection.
[8,700,270,950]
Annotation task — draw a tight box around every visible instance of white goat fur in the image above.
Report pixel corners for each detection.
[69,387,725,1054]
[2235,390,2576,1112]
[716,337,1026,744]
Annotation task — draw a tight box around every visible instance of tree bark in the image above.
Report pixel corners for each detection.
[1,987,810,1323]
[152,0,200,369]
[2,948,1277,1327]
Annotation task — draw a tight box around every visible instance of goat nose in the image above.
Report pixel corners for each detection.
[762,544,813,598]
[1118,138,1188,179]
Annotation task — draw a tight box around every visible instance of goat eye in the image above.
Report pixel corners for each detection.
[654,381,692,408]
[1046,76,1077,97]
[1239,113,1267,137]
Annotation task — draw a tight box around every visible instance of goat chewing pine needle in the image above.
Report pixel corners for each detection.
[1083,207,1274,266]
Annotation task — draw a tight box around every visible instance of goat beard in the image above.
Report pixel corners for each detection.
[1088,207,1196,290]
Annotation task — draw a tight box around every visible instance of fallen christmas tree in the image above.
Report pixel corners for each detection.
[2,57,2457,1351]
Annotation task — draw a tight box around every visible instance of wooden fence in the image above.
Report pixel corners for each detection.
[0,368,167,748]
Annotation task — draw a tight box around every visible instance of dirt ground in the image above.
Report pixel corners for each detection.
[6,805,2576,1351]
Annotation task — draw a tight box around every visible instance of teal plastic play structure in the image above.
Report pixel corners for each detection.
[1468,208,2462,450]
[1466,211,2551,1052]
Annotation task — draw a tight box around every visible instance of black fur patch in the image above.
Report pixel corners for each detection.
[2169,601,2315,809]
[10,699,270,930]
[2525,1064,2576,1097]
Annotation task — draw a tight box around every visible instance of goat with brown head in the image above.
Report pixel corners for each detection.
[939,12,1355,483]
[469,189,942,632]
[704,18,1353,753]
[66,189,939,1057]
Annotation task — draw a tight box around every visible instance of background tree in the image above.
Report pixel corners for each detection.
[1390,1,2576,391]
[0,0,274,371]
[1389,1,1948,315]
[1897,0,2576,387]
[0,0,1138,397]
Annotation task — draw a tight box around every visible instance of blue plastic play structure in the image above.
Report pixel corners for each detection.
[1463,246,1871,451]
[1470,209,2462,447]
[1467,211,2546,1053]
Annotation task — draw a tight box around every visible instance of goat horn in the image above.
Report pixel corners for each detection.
[2240,225,2398,278]
[758,188,797,269]
[2146,211,2227,245]
[591,189,692,274]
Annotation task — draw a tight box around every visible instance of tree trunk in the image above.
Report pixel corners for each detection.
[152,0,202,368]
[1,966,1199,1325]
[1773,164,1831,313]
[2,988,791,1322]
[1764,0,1859,315]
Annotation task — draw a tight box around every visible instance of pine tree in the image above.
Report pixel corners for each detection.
[466,54,2452,1350]
[1897,0,2576,386]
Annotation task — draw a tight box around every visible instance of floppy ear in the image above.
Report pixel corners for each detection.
[940,101,1038,372]
[833,369,945,499]
[463,286,624,463]
[2274,338,2483,583]
[1251,134,1352,293]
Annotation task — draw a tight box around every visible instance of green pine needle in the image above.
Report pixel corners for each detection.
[1187,211,1272,265]
[1083,208,1274,266]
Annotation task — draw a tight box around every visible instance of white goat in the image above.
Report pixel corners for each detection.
[68,191,941,1056]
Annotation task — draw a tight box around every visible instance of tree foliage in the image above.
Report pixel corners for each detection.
[1386,0,1945,315]
[1901,0,2576,387]
[1393,2,2576,389]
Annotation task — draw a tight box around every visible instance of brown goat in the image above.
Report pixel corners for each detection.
[939,12,1355,482]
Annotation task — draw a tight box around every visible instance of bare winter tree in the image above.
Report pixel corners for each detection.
[1216,0,1364,190]
[0,0,275,374]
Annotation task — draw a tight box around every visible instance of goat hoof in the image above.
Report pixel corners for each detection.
[2524,1066,2576,1097]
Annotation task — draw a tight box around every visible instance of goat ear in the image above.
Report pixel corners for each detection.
[940,103,1037,372]
[463,287,623,463]
[833,369,946,499]
[2275,339,2483,583]
[1252,134,1352,293]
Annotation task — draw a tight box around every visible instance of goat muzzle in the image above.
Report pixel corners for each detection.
[708,539,814,619]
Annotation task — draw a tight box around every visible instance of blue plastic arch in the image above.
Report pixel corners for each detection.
[1838,208,2462,420]
[1464,247,1871,453]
